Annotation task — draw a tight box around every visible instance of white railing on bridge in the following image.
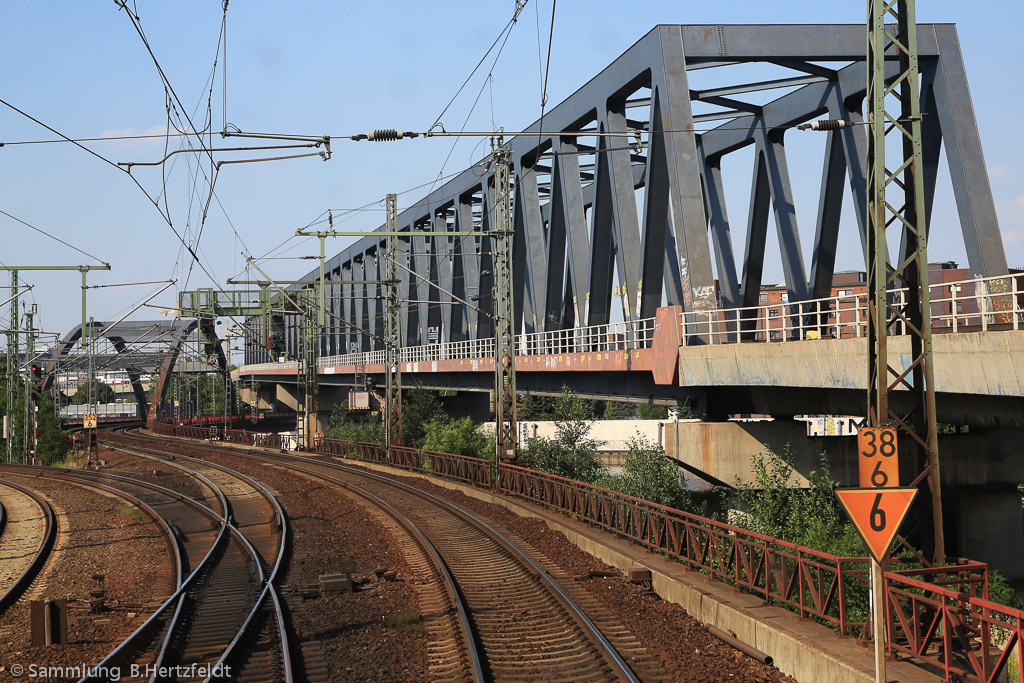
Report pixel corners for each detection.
[682,273,1023,344]
[244,360,299,372]
[236,273,1022,374]
[316,316,656,368]
[60,403,140,418]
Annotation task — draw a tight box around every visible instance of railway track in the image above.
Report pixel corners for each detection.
[109,428,651,682]
[0,459,291,683]
[0,478,58,614]
[99,440,292,682]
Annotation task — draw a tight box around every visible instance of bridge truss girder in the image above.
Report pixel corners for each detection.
[246,23,1005,364]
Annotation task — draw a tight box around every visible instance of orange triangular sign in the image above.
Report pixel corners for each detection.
[836,487,918,562]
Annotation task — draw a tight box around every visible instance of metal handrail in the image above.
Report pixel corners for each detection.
[682,273,1023,344]
[239,273,1024,373]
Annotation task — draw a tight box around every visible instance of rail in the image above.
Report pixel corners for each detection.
[0,478,58,613]
[314,437,495,487]
[500,463,868,633]
[85,436,293,683]
[154,422,1024,682]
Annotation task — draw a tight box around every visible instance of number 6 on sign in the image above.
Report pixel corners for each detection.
[857,427,899,488]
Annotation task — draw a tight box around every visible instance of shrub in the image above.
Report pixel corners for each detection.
[422,416,493,461]
[325,402,385,443]
[602,401,638,420]
[636,403,669,420]
[597,435,688,509]
[401,387,446,448]
[734,447,865,558]
[525,387,605,483]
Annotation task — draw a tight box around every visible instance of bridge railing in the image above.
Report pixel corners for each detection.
[517,316,656,355]
[245,274,1023,374]
[315,317,656,369]
[320,350,385,367]
[682,273,1024,344]
[244,360,299,372]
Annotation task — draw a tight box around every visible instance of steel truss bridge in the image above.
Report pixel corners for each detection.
[238,23,1019,423]
[44,319,228,423]
[243,24,1007,387]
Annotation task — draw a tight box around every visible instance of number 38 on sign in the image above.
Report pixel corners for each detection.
[857,427,899,488]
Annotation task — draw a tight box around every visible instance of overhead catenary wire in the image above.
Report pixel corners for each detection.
[0,209,109,265]
[428,0,529,132]
[534,0,557,159]
[1,118,879,149]
[0,97,217,286]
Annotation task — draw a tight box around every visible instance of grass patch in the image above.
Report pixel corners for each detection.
[116,504,144,521]
[80,494,105,505]
[383,613,427,636]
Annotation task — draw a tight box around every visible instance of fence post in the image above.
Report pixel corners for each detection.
[797,549,805,618]
[837,561,847,636]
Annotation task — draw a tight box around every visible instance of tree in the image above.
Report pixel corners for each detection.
[71,379,116,405]
[422,416,493,460]
[525,387,605,483]
[518,393,557,420]
[35,394,69,465]
[0,357,68,465]
[602,401,637,420]
[637,403,669,420]
[401,386,446,448]
[596,435,688,508]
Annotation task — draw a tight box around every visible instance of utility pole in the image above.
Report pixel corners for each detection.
[295,198,499,451]
[384,194,402,450]
[866,0,943,562]
[864,2,939,681]
[1,265,110,463]
[5,270,18,464]
[24,305,37,464]
[491,139,517,463]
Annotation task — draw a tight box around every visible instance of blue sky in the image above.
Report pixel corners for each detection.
[1,1,1021,345]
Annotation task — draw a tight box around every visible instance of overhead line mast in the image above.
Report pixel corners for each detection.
[865,0,944,564]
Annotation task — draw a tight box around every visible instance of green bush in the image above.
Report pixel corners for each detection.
[597,435,688,509]
[325,402,385,443]
[636,403,669,420]
[401,387,446,448]
[422,416,493,461]
[525,387,605,483]
[734,447,865,557]
[602,401,637,420]
[517,393,557,420]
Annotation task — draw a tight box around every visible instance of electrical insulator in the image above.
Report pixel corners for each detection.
[797,119,851,131]
[350,129,420,142]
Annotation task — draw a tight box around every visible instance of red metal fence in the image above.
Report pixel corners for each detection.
[313,437,494,488]
[886,566,1024,682]
[150,422,1023,682]
[500,463,870,633]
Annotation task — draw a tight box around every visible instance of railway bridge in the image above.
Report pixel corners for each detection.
[222,24,1023,576]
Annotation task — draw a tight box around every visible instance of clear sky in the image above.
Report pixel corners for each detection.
[1,1,1021,347]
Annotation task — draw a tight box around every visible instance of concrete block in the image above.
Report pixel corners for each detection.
[319,573,353,595]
